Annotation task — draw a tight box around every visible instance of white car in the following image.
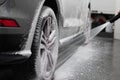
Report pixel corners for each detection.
[0,0,91,79]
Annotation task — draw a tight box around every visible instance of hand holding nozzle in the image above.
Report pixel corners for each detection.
[110,11,120,23]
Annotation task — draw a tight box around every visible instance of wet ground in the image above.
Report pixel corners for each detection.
[0,36,120,80]
[55,37,120,80]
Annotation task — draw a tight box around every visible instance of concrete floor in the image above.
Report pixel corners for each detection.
[55,37,120,80]
[0,36,120,80]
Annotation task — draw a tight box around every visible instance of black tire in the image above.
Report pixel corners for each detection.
[13,6,59,80]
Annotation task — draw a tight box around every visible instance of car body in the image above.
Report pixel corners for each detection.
[0,0,91,79]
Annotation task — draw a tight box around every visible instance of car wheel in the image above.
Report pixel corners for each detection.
[13,6,59,80]
[32,6,59,80]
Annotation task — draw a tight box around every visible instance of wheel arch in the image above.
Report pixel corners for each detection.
[43,0,64,28]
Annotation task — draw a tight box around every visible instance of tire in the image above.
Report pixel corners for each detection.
[32,6,59,80]
[13,6,59,80]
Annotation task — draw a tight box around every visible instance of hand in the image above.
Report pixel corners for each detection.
[118,11,120,14]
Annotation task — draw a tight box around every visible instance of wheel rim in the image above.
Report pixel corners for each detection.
[40,16,58,79]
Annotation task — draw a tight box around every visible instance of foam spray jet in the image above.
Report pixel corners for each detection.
[86,11,120,43]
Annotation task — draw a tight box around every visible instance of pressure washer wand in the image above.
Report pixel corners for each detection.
[110,11,120,23]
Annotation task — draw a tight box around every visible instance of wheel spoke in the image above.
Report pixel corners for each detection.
[42,31,47,41]
[41,51,48,74]
[41,31,47,48]
[46,17,52,37]
[40,43,46,50]
[49,30,56,42]
[48,37,56,48]
[47,17,52,28]
[47,51,54,68]
[41,50,54,74]
[48,30,56,48]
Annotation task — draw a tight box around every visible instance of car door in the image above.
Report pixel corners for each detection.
[60,0,90,39]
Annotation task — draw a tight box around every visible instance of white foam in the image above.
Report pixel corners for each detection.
[85,22,112,43]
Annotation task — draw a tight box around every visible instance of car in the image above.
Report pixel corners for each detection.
[0,0,91,80]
